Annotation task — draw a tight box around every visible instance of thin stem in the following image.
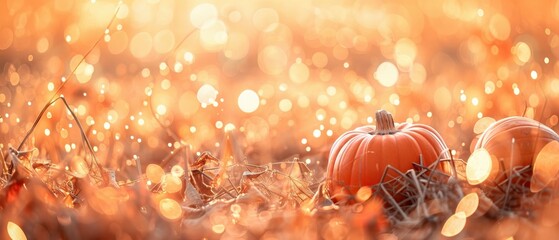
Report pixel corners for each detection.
[0,147,6,178]
[374,110,397,135]
[503,138,516,209]
[57,97,104,183]
[17,4,121,151]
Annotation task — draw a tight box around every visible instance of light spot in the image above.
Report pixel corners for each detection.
[199,20,228,51]
[7,221,27,240]
[513,42,531,64]
[197,84,219,105]
[190,3,218,28]
[489,14,510,41]
[530,70,538,80]
[394,38,416,69]
[374,62,399,87]
[466,148,493,185]
[289,61,310,83]
[156,104,167,115]
[441,212,467,237]
[238,89,260,113]
[279,99,292,112]
[313,129,321,138]
[159,198,182,220]
[146,164,165,184]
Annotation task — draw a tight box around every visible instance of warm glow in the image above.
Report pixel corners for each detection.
[374,62,399,87]
[355,186,372,202]
[162,174,183,193]
[199,20,228,50]
[455,192,479,217]
[159,198,182,220]
[2,0,559,238]
[466,148,493,185]
[171,165,184,177]
[279,99,292,112]
[394,38,416,69]
[434,87,452,110]
[7,221,27,240]
[513,42,531,64]
[441,212,467,237]
[212,224,226,234]
[69,156,90,178]
[146,164,165,184]
[224,123,236,132]
[90,187,129,216]
[289,61,310,83]
[532,141,559,192]
[252,8,279,32]
[258,45,288,75]
[129,32,152,58]
[489,14,510,41]
[190,3,218,28]
[473,117,496,134]
[238,89,260,113]
[197,84,219,106]
[156,104,167,115]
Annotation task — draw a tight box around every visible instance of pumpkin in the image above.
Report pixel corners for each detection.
[326,110,451,197]
[472,116,559,183]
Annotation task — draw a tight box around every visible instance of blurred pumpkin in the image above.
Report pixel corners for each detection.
[472,116,559,184]
[326,110,451,197]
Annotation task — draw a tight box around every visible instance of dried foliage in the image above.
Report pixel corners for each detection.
[2,121,559,239]
[3,0,559,239]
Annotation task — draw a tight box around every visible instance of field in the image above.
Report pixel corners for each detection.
[1,0,559,239]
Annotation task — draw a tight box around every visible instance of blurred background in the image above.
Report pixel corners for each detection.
[1,0,559,175]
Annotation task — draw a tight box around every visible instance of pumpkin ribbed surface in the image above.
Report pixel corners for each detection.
[326,110,450,196]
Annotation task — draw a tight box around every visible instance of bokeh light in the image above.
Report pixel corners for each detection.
[2,0,559,238]
[238,89,260,113]
[374,62,399,88]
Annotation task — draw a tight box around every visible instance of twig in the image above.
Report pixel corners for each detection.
[380,183,408,220]
[0,147,6,179]
[424,149,450,190]
[408,170,428,216]
[503,138,516,209]
[160,145,185,168]
[17,4,121,152]
[146,29,198,150]
[47,97,104,184]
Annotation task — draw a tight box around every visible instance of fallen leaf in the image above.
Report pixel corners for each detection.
[184,181,203,207]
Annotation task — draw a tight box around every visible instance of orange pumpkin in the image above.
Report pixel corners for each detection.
[472,116,559,183]
[326,110,450,196]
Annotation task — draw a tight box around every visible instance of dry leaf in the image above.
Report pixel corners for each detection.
[212,132,236,189]
[184,181,203,207]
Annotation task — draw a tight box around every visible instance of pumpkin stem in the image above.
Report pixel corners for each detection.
[375,110,397,135]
